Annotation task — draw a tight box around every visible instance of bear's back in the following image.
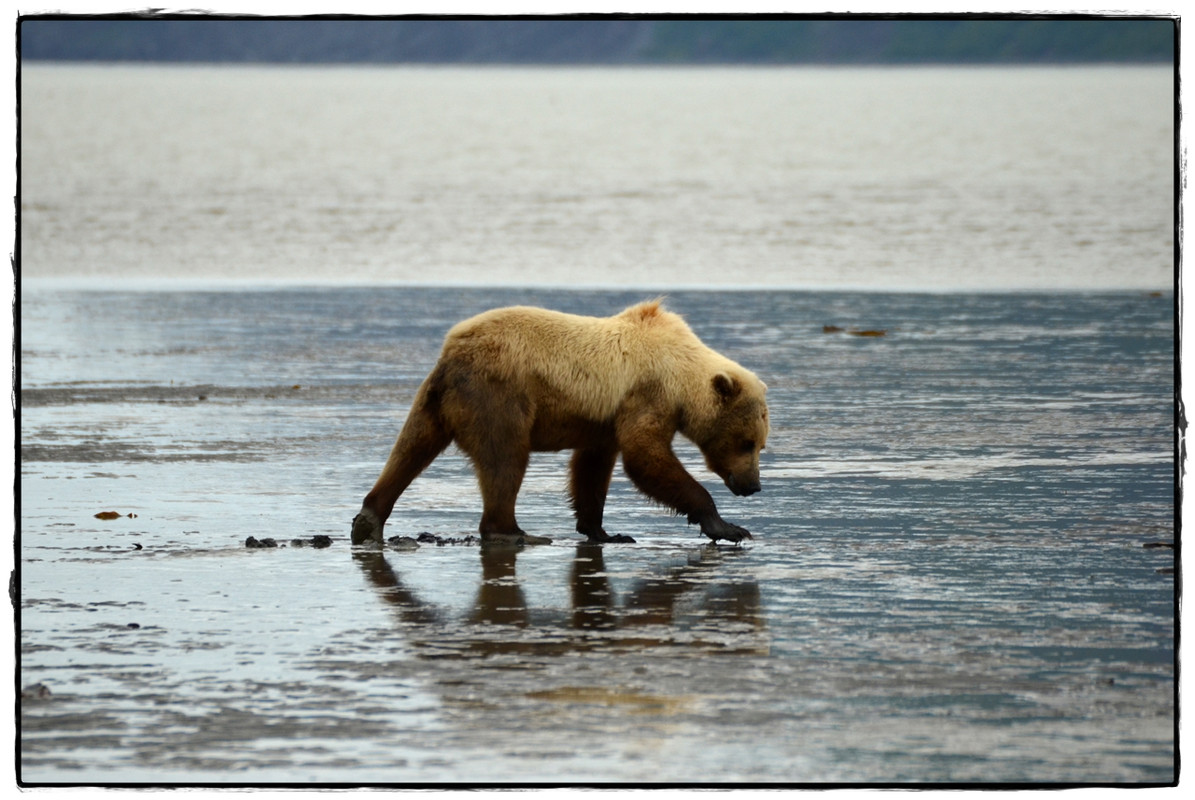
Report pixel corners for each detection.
[440,302,716,421]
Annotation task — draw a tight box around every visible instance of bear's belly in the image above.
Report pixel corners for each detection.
[528,411,616,452]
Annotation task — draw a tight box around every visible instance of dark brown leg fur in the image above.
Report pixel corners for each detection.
[570,445,619,540]
[445,376,534,539]
[617,405,749,543]
[474,446,530,537]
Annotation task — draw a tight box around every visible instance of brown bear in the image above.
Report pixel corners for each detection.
[351,300,768,546]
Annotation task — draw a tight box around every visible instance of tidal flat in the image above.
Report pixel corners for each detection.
[19,287,1175,784]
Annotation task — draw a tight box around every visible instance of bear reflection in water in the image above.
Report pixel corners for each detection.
[353,544,766,656]
[353,301,769,547]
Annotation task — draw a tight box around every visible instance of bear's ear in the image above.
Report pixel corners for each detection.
[712,373,741,402]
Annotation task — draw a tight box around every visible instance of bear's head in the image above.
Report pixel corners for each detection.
[700,373,769,497]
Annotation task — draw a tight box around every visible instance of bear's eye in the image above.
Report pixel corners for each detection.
[741,440,757,453]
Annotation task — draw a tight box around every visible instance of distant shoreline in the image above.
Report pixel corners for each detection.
[19,17,1176,66]
[19,277,1176,295]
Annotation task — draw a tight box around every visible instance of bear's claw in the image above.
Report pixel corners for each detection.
[699,516,752,544]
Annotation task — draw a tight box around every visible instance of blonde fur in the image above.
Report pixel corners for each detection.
[442,299,764,429]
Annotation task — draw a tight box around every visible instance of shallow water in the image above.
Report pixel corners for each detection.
[18,287,1175,784]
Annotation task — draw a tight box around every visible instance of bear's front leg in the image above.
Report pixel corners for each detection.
[618,413,751,544]
[570,445,636,543]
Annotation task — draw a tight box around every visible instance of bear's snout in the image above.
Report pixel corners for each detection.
[726,474,761,497]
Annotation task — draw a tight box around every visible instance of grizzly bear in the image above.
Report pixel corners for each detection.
[351,300,768,546]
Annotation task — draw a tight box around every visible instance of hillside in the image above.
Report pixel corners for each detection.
[19,18,1176,64]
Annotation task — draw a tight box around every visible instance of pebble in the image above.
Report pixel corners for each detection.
[387,532,481,550]
[288,535,333,548]
[387,536,420,551]
[246,535,334,549]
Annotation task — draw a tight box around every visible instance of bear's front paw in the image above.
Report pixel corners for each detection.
[699,515,752,544]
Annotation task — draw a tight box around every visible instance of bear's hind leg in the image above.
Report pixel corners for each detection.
[353,382,453,544]
[453,393,549,544]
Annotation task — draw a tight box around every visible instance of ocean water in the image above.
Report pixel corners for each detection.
[19,64,1173,290]
[16,64,1176,785]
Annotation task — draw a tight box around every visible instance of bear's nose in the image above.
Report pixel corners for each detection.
[728,475,761,496]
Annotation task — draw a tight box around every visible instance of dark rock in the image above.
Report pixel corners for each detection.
[387,536,420,551]
[21,683,51,701]
[245,536,278,548]
[289,535,333,548]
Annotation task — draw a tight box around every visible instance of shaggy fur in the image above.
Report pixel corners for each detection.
[352,300,769,545]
